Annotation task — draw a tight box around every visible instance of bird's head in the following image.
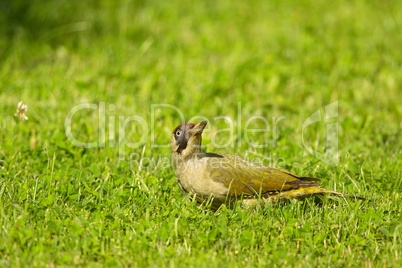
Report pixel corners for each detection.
[170,121,207,164]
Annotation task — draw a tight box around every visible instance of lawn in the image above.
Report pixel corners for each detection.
[0,0,401,267]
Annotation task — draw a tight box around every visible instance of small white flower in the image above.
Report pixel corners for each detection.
[15,101,28,120]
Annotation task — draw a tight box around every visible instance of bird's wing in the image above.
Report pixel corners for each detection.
[201,153,321,197]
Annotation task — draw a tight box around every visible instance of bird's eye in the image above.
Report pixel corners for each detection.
[176,131,181,137]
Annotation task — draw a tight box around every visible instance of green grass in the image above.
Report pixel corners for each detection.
[0,0,401,266]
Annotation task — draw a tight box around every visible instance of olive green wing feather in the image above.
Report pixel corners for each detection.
[203,153,321,197]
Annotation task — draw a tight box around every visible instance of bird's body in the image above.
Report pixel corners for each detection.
[170,121,364,209]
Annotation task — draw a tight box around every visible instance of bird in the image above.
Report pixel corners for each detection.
[170,121,365,209]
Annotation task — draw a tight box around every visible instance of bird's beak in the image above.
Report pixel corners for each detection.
[190,121,208,135]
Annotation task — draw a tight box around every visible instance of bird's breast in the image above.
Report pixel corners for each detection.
[175,158,228,201]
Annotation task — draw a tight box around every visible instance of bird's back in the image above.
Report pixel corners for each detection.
[197,152,321,198]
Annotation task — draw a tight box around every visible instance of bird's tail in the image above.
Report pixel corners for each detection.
[270,187,366,202]
[241,187,366,208]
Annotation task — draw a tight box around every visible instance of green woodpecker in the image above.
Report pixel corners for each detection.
[170,121,364,209]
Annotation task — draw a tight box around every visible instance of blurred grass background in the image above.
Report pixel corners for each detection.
[0,0,401,266]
